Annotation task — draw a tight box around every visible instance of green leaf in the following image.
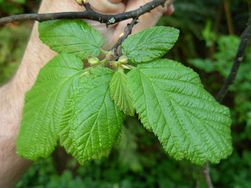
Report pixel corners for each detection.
[110,69,135,116]
[17,56,123,164]
[39,20,104,59]
[122,26,179,64]
[17,54,83,160]
[128,59,232,165]
[60,67,123,164]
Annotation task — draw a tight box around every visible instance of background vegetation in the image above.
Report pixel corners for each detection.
[0,0,250,187]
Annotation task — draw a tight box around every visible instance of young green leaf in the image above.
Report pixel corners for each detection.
[122,26,179,64]
[60,67,124,164]
[39,20,104,59]
[110,69,135,116]
[128,59,232,165]
[17,54,83,160]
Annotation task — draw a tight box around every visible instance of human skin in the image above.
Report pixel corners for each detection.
[0,0,173,187]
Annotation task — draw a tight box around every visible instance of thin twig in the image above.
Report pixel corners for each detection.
[0,0,168,25]
[111,0,172,58]
[82,3,92,11]
[112,17,139,58]
[202,14,251,188]
[216,15,251,102]
[203,163,214,188]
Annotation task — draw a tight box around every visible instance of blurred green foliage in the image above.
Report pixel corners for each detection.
[0,25,30,83]
[0,0,251,187]
[0,0,40,16]
[0,0,26,15]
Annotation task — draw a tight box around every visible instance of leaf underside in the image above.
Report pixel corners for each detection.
[60,67,123,164]
[39,20,104,59]
[122,26,179,64]
[17,54,83,160]
[110,70,135,116]
[18,21,233,166]
[17,54,123,164]
[128,59,232,165]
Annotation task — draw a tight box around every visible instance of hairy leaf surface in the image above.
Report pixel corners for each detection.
[122,26,179,64]
[17,54,83,160]
[110,69,135,116]
[128,59,232,165]
[39,20,104,59]
[60,67,123,164]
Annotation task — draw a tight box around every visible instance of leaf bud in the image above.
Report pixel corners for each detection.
[88,57,100,65]
[118,55,128,64]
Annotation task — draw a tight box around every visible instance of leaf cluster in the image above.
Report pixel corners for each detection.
[17,19,232,165]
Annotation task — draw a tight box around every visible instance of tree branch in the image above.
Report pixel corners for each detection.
[203,163,214,188]
[216,15,251,102]
[0,0,169,26]
[112,17,139,58]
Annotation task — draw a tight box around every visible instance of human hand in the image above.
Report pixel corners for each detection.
[0,1,174,187]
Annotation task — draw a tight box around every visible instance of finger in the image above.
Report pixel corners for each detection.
[109,0,124,3]
[88,0,125,14]
[164,4,175,16]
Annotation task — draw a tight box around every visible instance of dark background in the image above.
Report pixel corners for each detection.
[0,0,251,187]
